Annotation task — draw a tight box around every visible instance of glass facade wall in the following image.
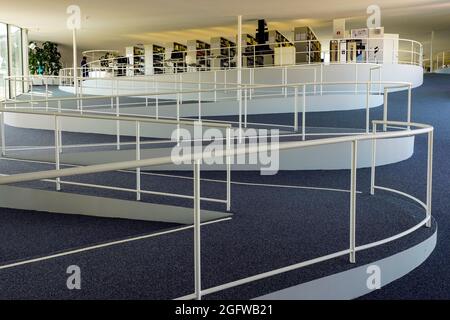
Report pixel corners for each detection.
[0,22,26,101]
[0,23,8,100]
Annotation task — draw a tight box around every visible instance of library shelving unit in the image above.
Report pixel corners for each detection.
[268,30,294,66]
[167,42,188,73]
[294,26,322,64]
[242,34,258,68]
[186,40,211,71]
[144,44,166,75]
[210,37,236,70]
[253,21,294,67]
[125,45,145,76]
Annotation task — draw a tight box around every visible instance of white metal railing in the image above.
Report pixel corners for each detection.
[67,37,422,78]
[433,50,450,71]
[0,108,232,211]
[0,119,434,300]
[3,78,412,144]
[8,63,384,108]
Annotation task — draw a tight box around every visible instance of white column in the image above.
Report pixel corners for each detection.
[430,31,434,72]
[73,29,78,98]
[237,15,242,83]
[22,29,29,93]
[237,15,243,142]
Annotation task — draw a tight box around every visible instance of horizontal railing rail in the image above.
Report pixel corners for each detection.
[0,119,434,300]
[76,37,422,76]
[3,79,413,143]
[0,108,233,210]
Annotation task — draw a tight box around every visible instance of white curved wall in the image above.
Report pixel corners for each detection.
[6,133,414,171]
[61,63,423,97]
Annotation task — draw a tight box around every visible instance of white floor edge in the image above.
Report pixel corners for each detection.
[255,225,437,300]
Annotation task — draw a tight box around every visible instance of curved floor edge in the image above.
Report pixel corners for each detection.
[254,224,437,300]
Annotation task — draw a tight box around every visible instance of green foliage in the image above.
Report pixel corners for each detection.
[29,41,62,75]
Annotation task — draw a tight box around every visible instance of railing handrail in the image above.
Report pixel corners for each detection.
[80,37,423,68]
[0,107,231,128]
[4,80,412,105]
[12,62,382,82]
[0,120,432,186]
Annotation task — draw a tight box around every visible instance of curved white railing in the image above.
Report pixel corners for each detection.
[58,37,422,79]
[433,50,450,71]
[0,116,434,300]
[2,79,413,142]
[0,108,232,210]
[9,62,383,100]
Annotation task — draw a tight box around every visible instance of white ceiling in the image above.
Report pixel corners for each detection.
[0,0,449,56]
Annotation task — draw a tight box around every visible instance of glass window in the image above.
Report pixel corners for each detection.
[8,25,23,97]
[0,23,8,100]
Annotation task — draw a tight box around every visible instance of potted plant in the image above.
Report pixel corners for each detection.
[29,41,62,85]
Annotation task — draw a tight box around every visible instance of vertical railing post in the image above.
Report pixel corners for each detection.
[250,68,254,100]
[302,84,306,141]
[54,116,61,191]
[176,92,181,144]
[238,84,243,143]
[4,78,8,102]
[366,82,370,133]
[349,140,358,263]
[156,81,159,115]
[180,74,183,104]
[198,82,202,122]
[226,127,232,212]
[59,117,63,155]
[419,45,423,67]
[320,64,323,96]
[214,71,217,102]
[308,40,311,64]
[378,68,382,95]
[0,111,5,156]
[407,84,412,129]
[116,96,120,150]
[244,87,248,128]
[193,159,202,300]
[136,121,141,201]
[79,81,83,115]
[294,86,298,132]
[383,89,388,131]
[371,124,377,195]
[44,78,48,111]
[30,80,34,107]
[426,130,433,228]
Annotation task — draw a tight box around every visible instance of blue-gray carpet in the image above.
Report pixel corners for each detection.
[0,74,448,299]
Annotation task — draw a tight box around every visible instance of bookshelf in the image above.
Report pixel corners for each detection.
[167,42,187,73]
[187,40,211,71]
[242,34,257,67]
[125,45,145,76]
[269,30,294,66]
[210,37,236,70]
[144,44,165,75]
[294,26,322,64]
